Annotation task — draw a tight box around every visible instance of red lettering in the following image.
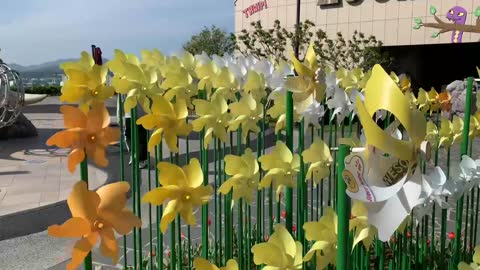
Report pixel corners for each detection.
[243,9,249,18]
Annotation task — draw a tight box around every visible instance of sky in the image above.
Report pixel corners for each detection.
[0,0,234,65]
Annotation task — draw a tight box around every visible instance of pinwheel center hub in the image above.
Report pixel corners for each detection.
[183,193,191,201]
[87,134,97,143]
[93,220,105,230]
[91,89,99,96]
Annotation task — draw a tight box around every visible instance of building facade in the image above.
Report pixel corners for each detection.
[235,0,480,46]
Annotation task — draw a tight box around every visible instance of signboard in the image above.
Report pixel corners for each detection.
[243,0,268,18]
[318,0,408,6]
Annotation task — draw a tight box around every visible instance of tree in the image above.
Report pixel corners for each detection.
[235,20,392,71]
[183,26,236,56]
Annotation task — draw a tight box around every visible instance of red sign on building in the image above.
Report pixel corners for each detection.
[243,0,268,18]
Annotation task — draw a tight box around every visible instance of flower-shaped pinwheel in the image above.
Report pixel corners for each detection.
[425,120,439,147]
[218,148,259,204]
[303,207,337,269]
[326,86,351,125]
[302,137,333,185]
[161,65,197,109]
[444,156,480,201]
[243,70,267,102]
[107,49,163,113]
[264,59,293,99]
[251,224,302,270]
[417,87,440,114]
[349,200,377,249]
[142,158,213,233]
[285,43,326,113]
[141,49,167,69]
[438,91,452,112]
[258,141,300,200]
[390,72,411,92]
[211,67,240,102]
[470,116,480,139]
[438,116,463,149]
[301,100,326,129]
[47,103,120,173]
[458,246,480,270]
[267,94,301,134]
[228,93,263,142]
[193,258,239,270]
[194,56,219,96]
[192,95,231,148]
[136,95,192,152]
[60,52,115,112]
[421,166,449,208]
[48,181,141,270]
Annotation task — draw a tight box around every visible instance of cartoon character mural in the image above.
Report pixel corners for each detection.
[413,5,480,43]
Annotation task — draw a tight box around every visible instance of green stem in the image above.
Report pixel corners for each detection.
[155,144,163,270]
[285,90,294,233]
[130,112,138,269]
[132,108,143,270]
[80,160,92,270]
[147,130,153,269]
[298,119,305,253]
[117,94,128,269]
[336,145,351,270]
[454,77,473,266]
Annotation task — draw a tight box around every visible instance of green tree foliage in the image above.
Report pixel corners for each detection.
[183,25,236,56]
[236,20,393,71]
[24,85,62,96]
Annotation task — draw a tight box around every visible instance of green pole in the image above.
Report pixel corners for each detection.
[147,130,153,269]
[201,90,209,259]
[80,160,93,270]
[132,108,143,270]
[118,94,128,268]
[454,76,473,266]
[298,119,305,253]
[155,144,163,270]
[130,111,138,269]
[336,144,351,270]
[285,87,294,233]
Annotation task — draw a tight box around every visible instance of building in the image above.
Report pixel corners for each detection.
[234,0,480,89]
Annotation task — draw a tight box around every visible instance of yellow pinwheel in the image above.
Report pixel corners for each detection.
[251,224,302,270]
[140,49,167,69]
[337,68,368,93]
[417,88,431,114]
[211,67,240,102]
[161,65,197,109]
[192,95,231,148]
[136,95,192,152]
[228,93,263,143]
[390,72,411,92]
[142,158,213,233]
[303,207,338,269]
[470,116,480,139]
[267,94,300,134]
[193,258,239,270]
[302,137,333,185]
[428,87,440,113]
[349,200,377,249]
[258,141,300,200]
[405,90,418,109]
[218,148,259,204]
[286,43,326,113]
[458,246,480,270]
[195,59,219,96]
[107,49,163,113]
[438,116,463,148]
[60,52,115,112]
[425,120,439,147]
[243,70,267,102]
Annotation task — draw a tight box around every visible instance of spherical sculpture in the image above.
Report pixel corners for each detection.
[0,63,25,128]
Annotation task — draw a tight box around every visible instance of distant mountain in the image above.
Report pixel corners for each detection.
[8,58,108,78]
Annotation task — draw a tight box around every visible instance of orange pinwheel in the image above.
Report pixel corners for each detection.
[46,103,120,173]
[438,91,452,112]
[48,181,141,270]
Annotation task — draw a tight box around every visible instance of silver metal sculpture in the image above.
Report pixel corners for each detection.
[0,62,24,128]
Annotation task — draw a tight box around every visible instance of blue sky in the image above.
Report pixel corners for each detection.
[0,0,234,65]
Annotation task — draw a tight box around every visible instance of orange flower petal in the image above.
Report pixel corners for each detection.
[68,148,85,173]
[67,233,98,270]
[96,182,130,211]
[86,103,109,133]
[48,217,91,238]
[86,144,108,168]
[100,209,142,235]
[60,105,87,129]
[67,181,100,223]
[47,130,78,148]
[99,227,119,265]
[101,127,121,146]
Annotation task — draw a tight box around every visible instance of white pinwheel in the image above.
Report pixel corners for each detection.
[302,100,325,129]
[326,87,351,125]
[445,155,480,200]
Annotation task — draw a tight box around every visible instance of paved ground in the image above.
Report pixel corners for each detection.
[0,97,479,269]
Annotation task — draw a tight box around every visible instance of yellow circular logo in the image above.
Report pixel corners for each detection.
[342,170,359,193]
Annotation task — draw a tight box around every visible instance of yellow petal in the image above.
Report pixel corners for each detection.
[182,158,203,188]
[269,224,297,260]
[157,162,185,186]
[148,128,163,151]
[193,258,220,270]
[160,199,181,233]
[142,186,180,205]
[251,242,285,268]
[164,130,179,152]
